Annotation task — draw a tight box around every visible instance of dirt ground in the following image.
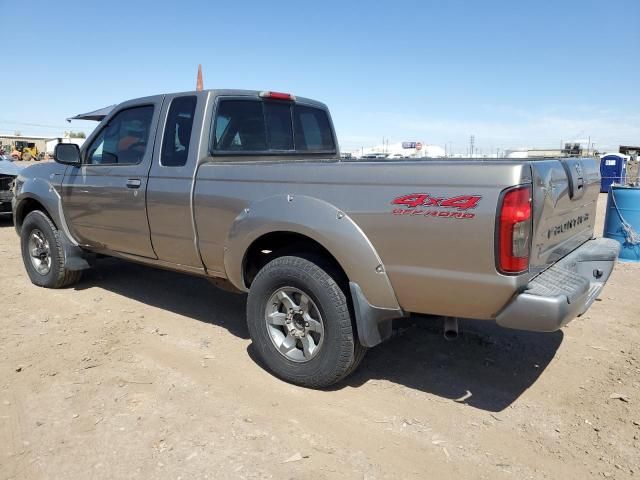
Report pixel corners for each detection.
[1,194,638,480]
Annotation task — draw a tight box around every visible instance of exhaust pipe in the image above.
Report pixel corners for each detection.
[443,317,459,341]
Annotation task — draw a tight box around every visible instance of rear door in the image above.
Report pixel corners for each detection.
[529,157,600,273]
[146,92,205,268]
[61,98,163,257]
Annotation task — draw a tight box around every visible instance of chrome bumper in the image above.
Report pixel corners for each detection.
[496,238,620,332]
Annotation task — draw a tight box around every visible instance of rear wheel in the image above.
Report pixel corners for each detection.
[246,255,366,388]
[20,211,82,288]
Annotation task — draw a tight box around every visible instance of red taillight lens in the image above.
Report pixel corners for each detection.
[498,185,532,273]
[259,91,295,101]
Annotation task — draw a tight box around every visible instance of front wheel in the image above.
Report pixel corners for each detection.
[246,256,366,388]
[20,211,82,288]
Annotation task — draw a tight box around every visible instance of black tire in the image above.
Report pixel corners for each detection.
[20,211,82,288]
[247,255,366,388]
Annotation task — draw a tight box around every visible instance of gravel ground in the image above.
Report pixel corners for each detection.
[0,194,638,479]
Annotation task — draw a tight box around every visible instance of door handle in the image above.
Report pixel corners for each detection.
[126,178,141,189]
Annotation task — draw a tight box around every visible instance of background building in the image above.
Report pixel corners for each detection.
[0,134,51,154]
[352,141,446,159]
[44,136,86,154]
[0,133,86,158]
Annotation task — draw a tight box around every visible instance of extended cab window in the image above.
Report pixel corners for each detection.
[161,96,197,167]
[86,106,154,165]
[212,99,334,154]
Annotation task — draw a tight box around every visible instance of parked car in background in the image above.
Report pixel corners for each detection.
[0,158,25,214]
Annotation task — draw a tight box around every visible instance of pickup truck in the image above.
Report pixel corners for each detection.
[12,89,620,387]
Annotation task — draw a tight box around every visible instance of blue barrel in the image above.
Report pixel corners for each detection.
[603,185,640,262]
[600,154,627,193]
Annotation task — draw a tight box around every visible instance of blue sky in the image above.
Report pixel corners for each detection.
[1,0,638,154]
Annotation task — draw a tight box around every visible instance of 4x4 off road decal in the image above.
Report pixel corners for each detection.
[391,193,482,219]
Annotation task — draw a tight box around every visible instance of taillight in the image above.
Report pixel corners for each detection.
[497,185,532,274]
[259,91,296,101]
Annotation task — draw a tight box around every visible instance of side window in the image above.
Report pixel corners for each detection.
[213,100,267,151]
[293,106,334,151]
[161,96,197,167]
[86,106,154,165]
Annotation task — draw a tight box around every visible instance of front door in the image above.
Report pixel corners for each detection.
[61,101,162,258]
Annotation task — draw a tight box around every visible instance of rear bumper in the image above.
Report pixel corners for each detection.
[496,238,620,332]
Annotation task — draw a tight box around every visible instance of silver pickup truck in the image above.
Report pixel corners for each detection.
[12,89,619,387]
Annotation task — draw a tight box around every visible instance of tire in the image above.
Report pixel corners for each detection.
[247,255,366,388]
[20,211,82,288]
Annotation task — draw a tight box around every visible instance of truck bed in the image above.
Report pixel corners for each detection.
[193,157,599,319]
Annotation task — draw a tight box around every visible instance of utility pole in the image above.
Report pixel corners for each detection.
[469,135,475,158]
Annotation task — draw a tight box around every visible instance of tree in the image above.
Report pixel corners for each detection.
[68,131,86,138]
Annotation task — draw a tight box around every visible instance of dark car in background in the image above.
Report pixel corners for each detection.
[0,159,24,214]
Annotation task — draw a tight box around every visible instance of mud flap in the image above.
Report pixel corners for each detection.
[59,233,92,271]
[349,282,405,347]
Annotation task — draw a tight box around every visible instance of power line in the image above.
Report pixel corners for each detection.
[0,120,70,130]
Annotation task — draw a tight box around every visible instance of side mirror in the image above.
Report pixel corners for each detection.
[54,143,81,166]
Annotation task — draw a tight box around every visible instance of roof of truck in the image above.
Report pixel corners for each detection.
[67,89,329,123]
[204,89,329,109]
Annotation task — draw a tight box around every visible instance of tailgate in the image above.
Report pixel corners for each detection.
[529,157,601,273]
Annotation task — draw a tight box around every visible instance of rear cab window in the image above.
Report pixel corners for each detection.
[293,105,334,151]
[212,97,335,155]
